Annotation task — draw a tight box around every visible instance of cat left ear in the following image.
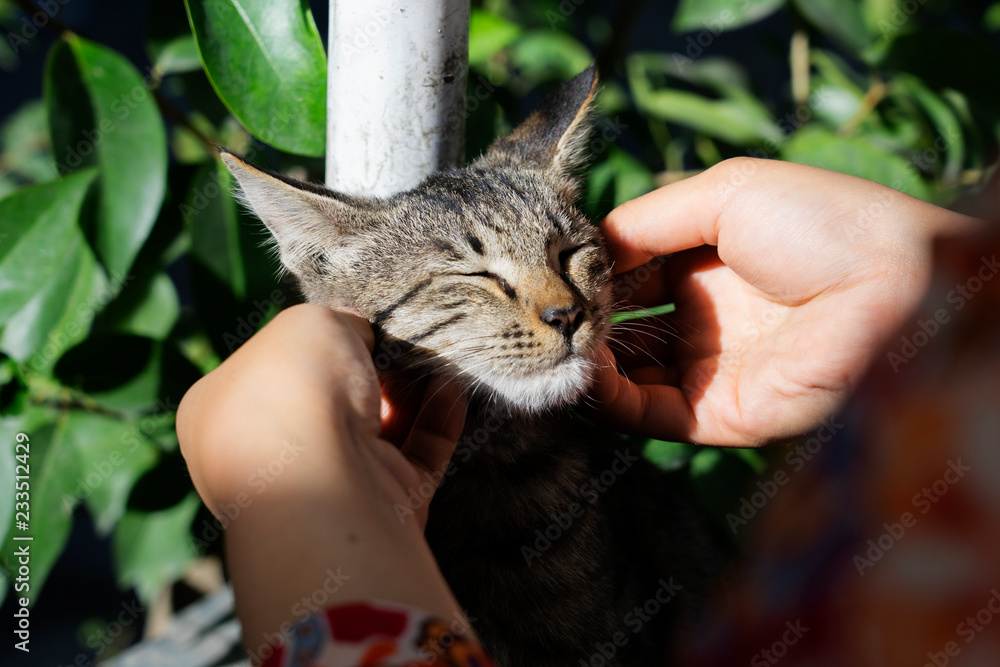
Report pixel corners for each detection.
[218,149,368,272]
[481,65,598,175]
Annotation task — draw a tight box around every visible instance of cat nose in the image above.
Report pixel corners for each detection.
[541,304,584,342]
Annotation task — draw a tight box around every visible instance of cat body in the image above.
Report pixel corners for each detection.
[425,405,715,666]
[221,67,719,666]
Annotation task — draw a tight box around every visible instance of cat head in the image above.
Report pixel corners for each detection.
[220,66,612,412]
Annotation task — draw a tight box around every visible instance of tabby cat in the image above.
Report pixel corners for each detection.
[221,66,719,666]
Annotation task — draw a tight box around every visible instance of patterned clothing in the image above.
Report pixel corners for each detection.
[259,600,495,667]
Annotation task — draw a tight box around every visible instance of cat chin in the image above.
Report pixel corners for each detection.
[464,353,597,413]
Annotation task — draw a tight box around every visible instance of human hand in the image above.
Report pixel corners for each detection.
[178,303,466,530]
[591,158,979,447]
[177,304,468,646]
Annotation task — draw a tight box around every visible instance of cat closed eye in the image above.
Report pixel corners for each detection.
[558,244,587,267]
[462,271,517,300]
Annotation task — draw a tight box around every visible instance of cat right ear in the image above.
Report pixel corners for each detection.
[481,65,598,176]
[218,149,365,270]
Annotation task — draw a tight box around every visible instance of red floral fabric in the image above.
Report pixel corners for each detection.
[259,600,495,667]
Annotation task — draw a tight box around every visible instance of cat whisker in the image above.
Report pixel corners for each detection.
[612,321,692,351]
[607,337,663,368]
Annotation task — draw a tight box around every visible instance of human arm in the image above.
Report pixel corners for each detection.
[176,304,470,655]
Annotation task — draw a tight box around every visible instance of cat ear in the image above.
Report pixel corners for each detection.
[482,65,598,174]
[218,149,368,272]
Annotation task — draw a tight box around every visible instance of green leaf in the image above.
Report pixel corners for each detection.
[184,0,327,156]
[793,0,871,55]
[469,9,521,66]
[45,36,168,279]
[0,228,106,365]
[586,148,655,219]
[986,2,1000,32]
[628,55,783,147]
[862,0,911,37]
[57,336,162,413]
[509,32,592,84]
[673,0,785,33]
[0,169,97,324]
[894,74,964,183]
[644,54,754,95]
[644,439,697,472]
[781,126,931,200]
[808,49,867,128]
[94,272,180,340]
[185,162,246,300]
[63,412,160,535]
[54,335,200,414]
[0,410,78,604]
[0,100,58,197]
[673,89,783,145]
[0,417,19,547]
[688,446,755,539]
[151,35,203,75]
[113,492,201,604]
[729,447,768,475]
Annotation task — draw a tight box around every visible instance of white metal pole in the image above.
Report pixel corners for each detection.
[325,0,469,196]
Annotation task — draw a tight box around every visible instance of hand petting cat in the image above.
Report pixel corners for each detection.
[591,157,981,447]
[176,304,471,647]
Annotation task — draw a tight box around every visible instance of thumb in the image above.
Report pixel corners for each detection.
[400,375,468,479]
[600,163,737,273]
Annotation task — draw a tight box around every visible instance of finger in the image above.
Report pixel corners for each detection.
[378,376,429,448]
[606,317,676,371]
[622,365,679,386]
[588,346,696,442]
[400,375,468,478]
[330,308,376,353]
[601,166,733,273]
[612,257,674,304]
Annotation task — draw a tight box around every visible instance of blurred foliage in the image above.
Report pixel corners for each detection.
[0,0,998,627]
